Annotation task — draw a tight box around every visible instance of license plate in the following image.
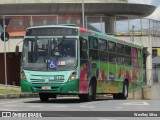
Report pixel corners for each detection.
[41,86,51,90]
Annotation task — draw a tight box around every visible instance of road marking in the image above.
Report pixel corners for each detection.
[116,107,123,109]
[0,99,25,105]
[3,105,17,107]
[122,101,149,106]
[53,106,67,108]
[99,118,114,120]
[79,101,97,106]
[80,105,95,108]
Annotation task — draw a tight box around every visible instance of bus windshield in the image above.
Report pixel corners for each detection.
[22,37,77,71]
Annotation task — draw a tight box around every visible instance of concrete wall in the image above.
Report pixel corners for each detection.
[128,85,160,100]
[2,35,160,53]
[128,84,160,100]
[0,38,23,53]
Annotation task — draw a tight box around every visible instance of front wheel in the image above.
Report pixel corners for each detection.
[39,93,49,102]
[79,81,96,101]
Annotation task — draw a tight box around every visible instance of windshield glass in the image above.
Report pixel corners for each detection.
[22,37,77,71]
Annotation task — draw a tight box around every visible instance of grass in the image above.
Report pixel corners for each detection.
[0,89,21,94]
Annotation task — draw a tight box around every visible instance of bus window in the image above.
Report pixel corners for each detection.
[117,54,124,64]
[109,53,116,63]
[80,37,88,60]
[99,39,107,51]
[108,41,116,52]
[116,44,124,64]
[124,56,131,65]
[124,46,131,65]
[132,48,138,58]
[138,48,142,58]
[89,36,98,60]
[125,45,131,56]
[89,36,98,49]
[99,39,108,61]
[117,43,124,54]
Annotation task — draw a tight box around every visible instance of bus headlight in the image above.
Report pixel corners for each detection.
[69,72,77,81]
[21,70,27,80]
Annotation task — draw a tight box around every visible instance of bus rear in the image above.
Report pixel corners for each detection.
[20,26,80,101]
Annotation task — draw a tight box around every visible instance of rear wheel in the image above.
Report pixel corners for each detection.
[113,81,128,100]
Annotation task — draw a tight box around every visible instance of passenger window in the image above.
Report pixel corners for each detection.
[138,49,142,58]
[89,36,98,49]
[117,43,124,54]
[132,48,138,58]
[89,36,98,60]
[100,51,108,61]
[108,41,116,52]
[109,53,116,63]
[80,37,88,60]
[99,39,107,51]
[125,45,131,56]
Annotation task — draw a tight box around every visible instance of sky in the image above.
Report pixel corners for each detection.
[128,0,160,20]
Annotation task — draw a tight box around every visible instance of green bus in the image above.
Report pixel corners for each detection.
[18,25,143,101]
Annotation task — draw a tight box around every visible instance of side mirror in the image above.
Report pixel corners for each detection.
[15,45,19,55]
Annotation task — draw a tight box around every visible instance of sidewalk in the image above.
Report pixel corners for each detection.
[0,84,38,99]
[0,84,21,91]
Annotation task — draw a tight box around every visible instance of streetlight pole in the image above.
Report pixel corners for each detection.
[82,0,85,28]
[132,25,135,42]
[3,16,8,93]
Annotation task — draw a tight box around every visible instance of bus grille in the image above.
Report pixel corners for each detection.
[29,75,65,84]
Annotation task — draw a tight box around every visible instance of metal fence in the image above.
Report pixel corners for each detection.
[152,65,160,84]
[86,16,160,38]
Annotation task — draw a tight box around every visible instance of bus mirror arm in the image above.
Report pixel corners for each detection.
[15,40,23,55]
[15,46,19,55]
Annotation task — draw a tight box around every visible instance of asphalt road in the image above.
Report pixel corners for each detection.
[0,96,160,120]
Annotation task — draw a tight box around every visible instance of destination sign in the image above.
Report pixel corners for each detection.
[26,27,78,36]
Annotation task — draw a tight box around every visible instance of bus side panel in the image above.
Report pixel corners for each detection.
[97,61,109,93]
[128,49,143,92]
[116,64,127,92]
[79,62,90,94]
[79,60,100,94]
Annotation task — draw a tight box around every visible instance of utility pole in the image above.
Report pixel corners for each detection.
[132,25,135,99]
[82,0,85,28]
[132,25,135,42]
[3,16,8,94]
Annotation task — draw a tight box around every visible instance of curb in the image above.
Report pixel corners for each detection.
[0,93,39,99]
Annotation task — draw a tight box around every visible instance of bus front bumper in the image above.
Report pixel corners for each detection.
[21,79,79,94]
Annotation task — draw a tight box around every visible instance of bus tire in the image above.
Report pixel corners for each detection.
[52,94,57,98]
[113,81,128,100]
[79,80,96,101]
[122,81,128,99]
[39,93,49,102]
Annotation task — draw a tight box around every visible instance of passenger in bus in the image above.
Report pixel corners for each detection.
[62,44,75,57]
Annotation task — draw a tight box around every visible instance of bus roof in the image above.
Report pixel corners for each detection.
[79,27,143,49]
[26,25,143,49]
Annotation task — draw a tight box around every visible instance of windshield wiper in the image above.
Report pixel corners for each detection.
[58,36,66,47]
